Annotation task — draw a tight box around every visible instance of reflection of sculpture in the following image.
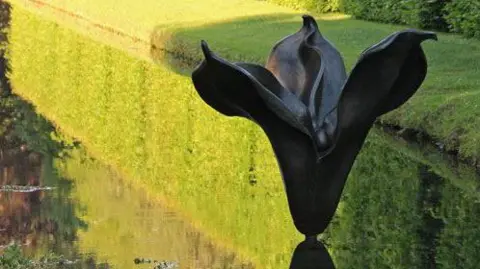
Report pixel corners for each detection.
[290,237,334,269]
[192,14,435,268]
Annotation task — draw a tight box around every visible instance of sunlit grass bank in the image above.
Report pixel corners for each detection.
[10,0,480,161]
[9,0,297,58]
[8,6,299,268]
[158,18,480,163]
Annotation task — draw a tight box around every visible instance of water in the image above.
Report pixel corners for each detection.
[0,144,254,269]
[326,130,480,268]
[1,2,480,269]
[1,106,479,269]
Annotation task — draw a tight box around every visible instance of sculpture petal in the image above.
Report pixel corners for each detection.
[301,16,346,132]
[337,30,437,130]
[287,30,437,236]
[266,15,346,151]
[374,45,428,116]
[192,41,340,235]
[266,15,315,103]
[191,41,315,138]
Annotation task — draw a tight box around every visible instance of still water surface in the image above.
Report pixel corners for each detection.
[1,108,479,269]
[0,146,254,268]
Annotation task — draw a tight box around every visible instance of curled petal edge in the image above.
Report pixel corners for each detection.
[337,30,437,131]
[193,41,316,140]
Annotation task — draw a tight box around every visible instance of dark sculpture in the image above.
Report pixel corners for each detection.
[191,15,436,268]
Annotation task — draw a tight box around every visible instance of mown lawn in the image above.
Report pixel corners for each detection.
[160,16,480,163]
[12,0,480,162]
[12,0,296,41]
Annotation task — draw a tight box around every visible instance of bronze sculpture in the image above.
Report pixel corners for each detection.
[191,15,436,268]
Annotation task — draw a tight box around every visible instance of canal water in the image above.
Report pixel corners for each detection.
[1,141,255,268]
[1,2,480,269]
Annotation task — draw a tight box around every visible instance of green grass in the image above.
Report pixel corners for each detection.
[14,0,480,161]
[0,244,68,269]
[10,0,296,44]
[158,16,480,162]
[328,134,424,268]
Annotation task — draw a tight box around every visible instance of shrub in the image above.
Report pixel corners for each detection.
[267,0,341,13]
[0,245,66,269]
[270,0,478,39]
[340,0,407,24]
[341,0,450,31]
[402,0,450,31]
[444,0,480,38]
[341,0,480,38]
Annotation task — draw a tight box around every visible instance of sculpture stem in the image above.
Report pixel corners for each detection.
[305,235,319,243]
[290,235,336,269]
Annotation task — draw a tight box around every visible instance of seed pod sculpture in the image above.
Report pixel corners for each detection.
[191,15,436,269]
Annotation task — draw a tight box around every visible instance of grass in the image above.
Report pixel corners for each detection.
[0,244,68,269]
[11,0,480,163]
[159,16,480,162]
[10,0,297,58]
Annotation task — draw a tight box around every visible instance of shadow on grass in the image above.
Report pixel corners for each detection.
[150,11,480,96]
[148,13,374,74]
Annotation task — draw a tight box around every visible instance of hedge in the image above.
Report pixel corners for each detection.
[341,0,407,24]
[340,0,450,30]
[267,0,340,13]
[402,0,450,31]
[444,0,480,38]
[340,0,480,39]
[272,0,479,39]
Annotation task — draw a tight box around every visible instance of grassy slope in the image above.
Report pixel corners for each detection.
[14,0,295,41]
[11,0,480,162]
[161,17,480,162]
[8,7,302,268]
